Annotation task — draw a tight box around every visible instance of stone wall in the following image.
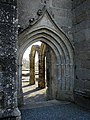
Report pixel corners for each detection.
[17,0,73,40]
[0,0,21,119]
[17,0,90,109]
[46,46,57,100]
[72,0,90,108]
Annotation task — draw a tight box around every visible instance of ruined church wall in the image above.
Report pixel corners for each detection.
[17,0,90,108]
[72,0,90,108]
[46,46,57,100]
[17,0,73,40]
[0,0,21,119]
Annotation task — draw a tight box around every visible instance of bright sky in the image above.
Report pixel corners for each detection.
[23,41,41,61]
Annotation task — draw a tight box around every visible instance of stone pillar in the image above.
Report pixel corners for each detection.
[45,46,52,99]
[29,54,35,85]
[38,43,46,88]
[17,64,23,107]
[29,45,40,85]
[0,0,21,119]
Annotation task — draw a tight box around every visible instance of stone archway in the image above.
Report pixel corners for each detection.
[29,45,40,85]
[18,9,74,105]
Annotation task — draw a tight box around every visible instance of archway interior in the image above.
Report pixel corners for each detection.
[22,41,56,105]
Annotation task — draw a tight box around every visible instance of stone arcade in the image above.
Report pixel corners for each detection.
[0,0,90,119]
[29,43,46,88]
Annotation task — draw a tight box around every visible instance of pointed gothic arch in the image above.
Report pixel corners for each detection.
[18,9,74,105]
[29,45,40,85]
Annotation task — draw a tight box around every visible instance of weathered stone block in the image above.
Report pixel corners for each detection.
[0,0,21,119]
[0,0,17,5]
[52,0,72,9]
[0,92,4,109]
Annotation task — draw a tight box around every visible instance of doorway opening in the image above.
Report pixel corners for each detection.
[18,10,74,107]
[22,41,55,106]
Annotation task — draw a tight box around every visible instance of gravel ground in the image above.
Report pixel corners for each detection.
[20,103,90,120]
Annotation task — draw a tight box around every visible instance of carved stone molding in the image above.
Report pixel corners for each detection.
[29,5,46,26]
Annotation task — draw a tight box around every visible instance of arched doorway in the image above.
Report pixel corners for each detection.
[22,41,48,105]
[18,10,74,106]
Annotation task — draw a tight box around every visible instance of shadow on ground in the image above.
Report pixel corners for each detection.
[20,102,90,120]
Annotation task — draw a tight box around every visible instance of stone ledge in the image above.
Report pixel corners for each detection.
[74,90,90,99]
[74,90,90,110]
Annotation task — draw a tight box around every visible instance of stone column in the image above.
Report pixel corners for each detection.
[29,54,35,85]
[29,45,40,85]
[38,43,46,88]
[17,64,23,107]
[0,0,21,119]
